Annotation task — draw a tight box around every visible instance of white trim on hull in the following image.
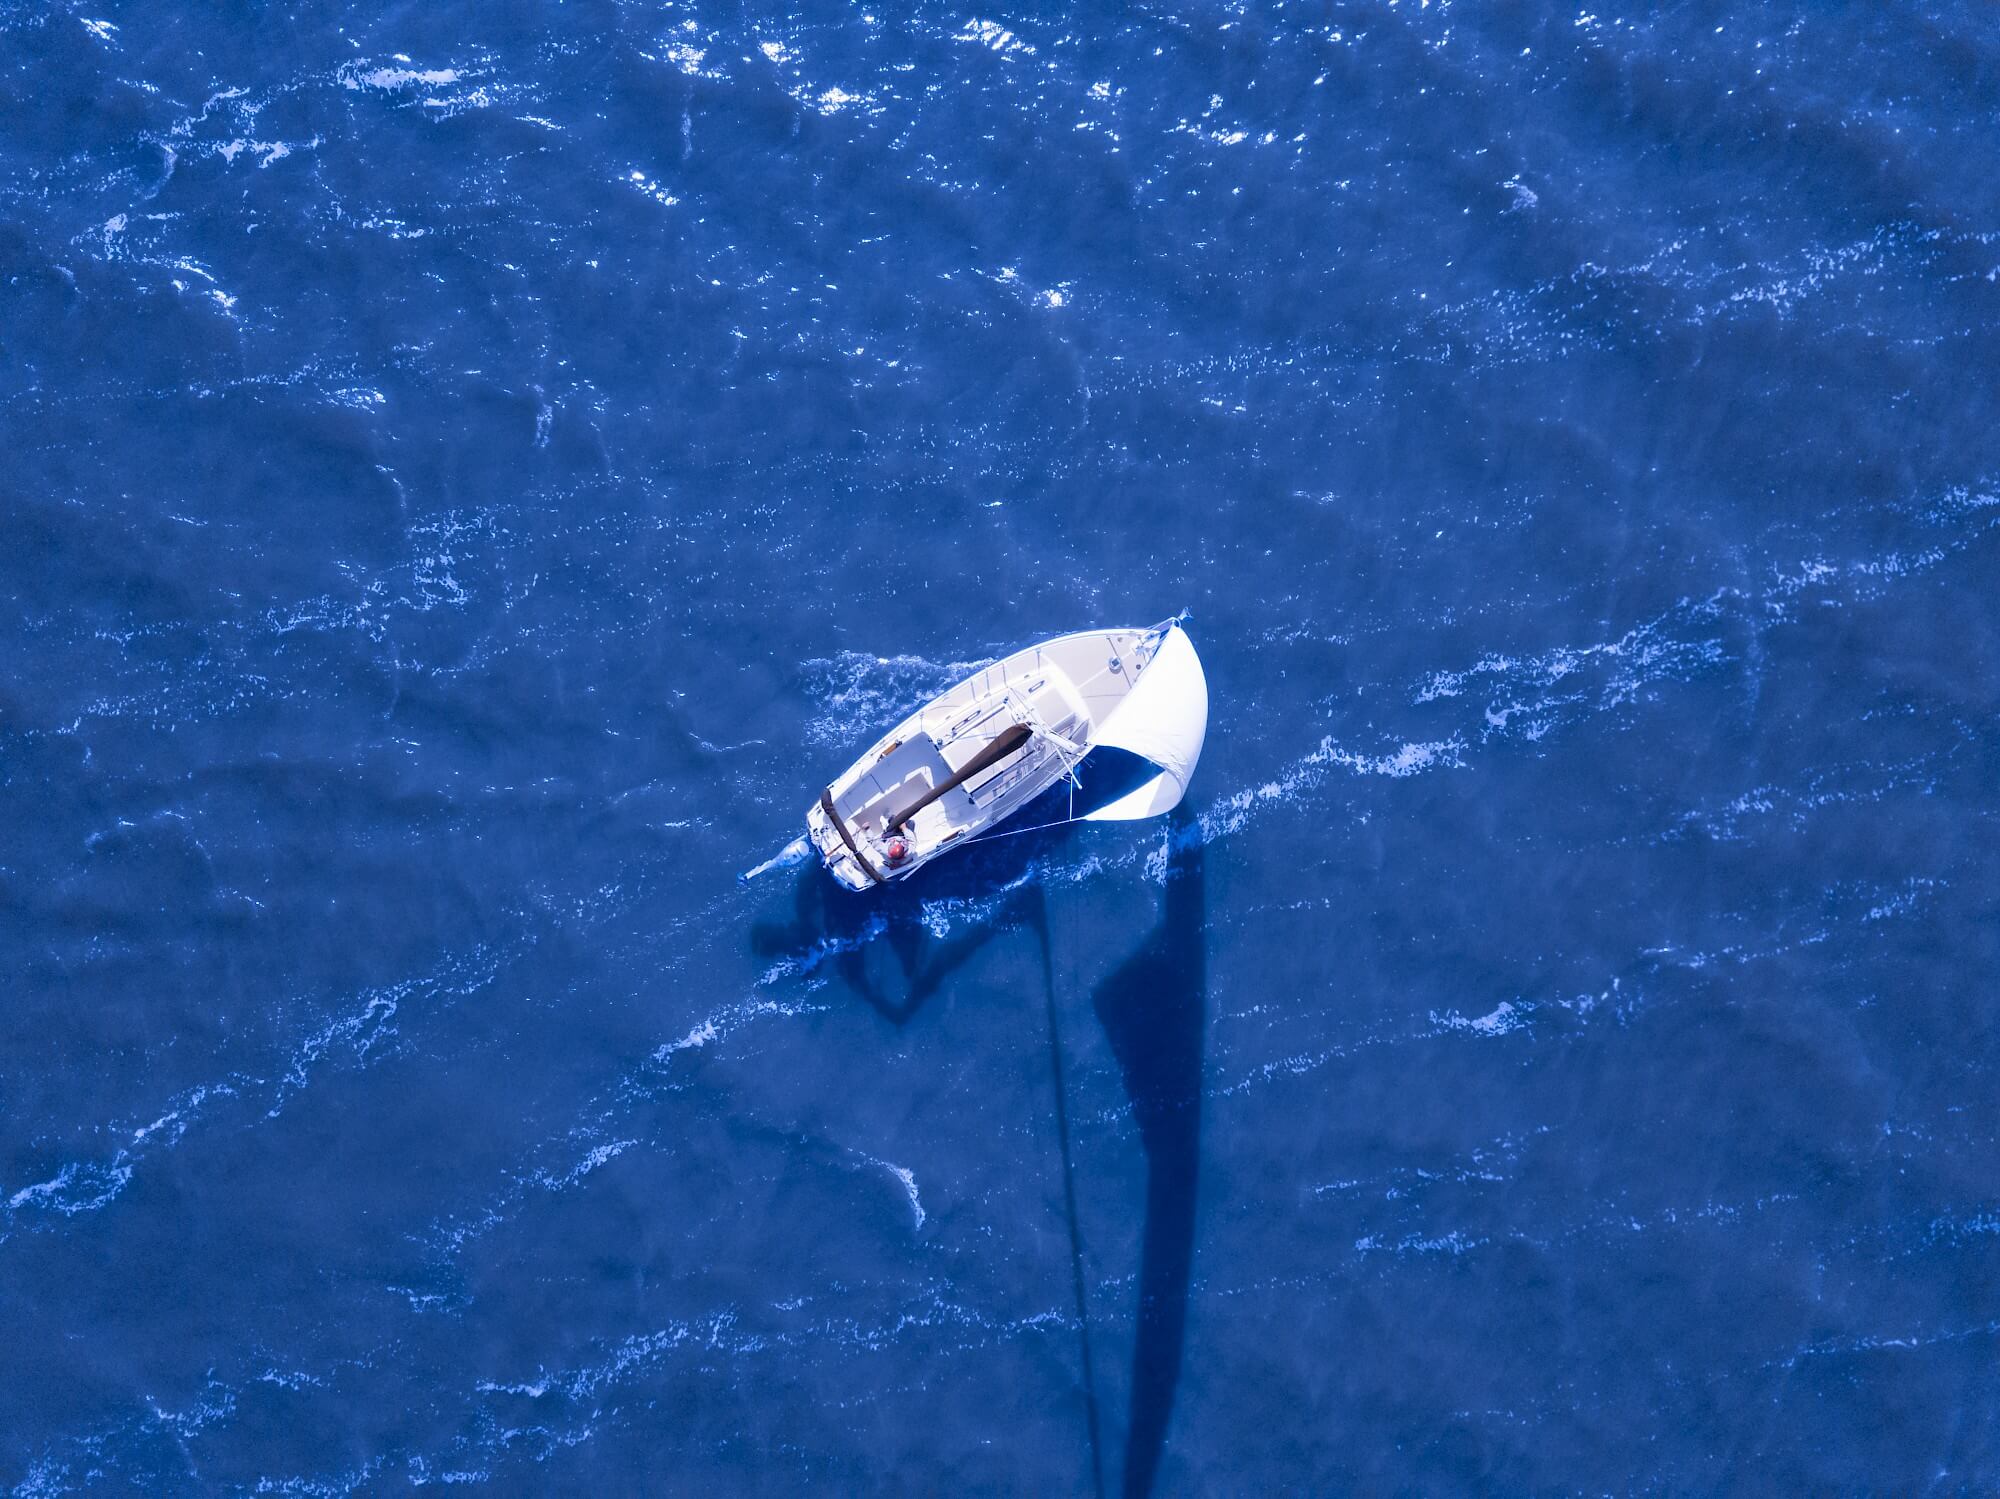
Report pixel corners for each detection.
[803,618,1207,891]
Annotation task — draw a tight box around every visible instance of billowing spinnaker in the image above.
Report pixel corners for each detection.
[1080,624,1208,822]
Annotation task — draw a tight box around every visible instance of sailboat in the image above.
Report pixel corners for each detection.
[798,616,1208,891]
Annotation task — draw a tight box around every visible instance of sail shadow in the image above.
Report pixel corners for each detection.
[1091,811,1206,1499]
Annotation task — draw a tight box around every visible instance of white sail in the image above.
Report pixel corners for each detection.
[1081,624,1209,821]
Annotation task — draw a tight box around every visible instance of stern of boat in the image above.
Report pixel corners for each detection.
[805,796,876,892]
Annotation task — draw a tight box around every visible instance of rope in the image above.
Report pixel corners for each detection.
[961,805,1086,848]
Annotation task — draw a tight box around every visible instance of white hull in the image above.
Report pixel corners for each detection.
[804,618,1205,891]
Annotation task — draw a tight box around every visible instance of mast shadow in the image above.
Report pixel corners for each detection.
[744,804,1207,1499]
[745,821,1111,1494]
[1091,812,1206,1499]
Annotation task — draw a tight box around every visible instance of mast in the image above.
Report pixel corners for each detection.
[884,723,1033,835]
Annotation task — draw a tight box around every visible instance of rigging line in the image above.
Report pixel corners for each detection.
[959,810,1086,848]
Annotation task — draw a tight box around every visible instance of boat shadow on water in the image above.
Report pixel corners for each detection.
[747,809,1207,1499]
[749,815,1063,1023]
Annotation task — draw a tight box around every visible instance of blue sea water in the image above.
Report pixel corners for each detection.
[4,0,1999,1490]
